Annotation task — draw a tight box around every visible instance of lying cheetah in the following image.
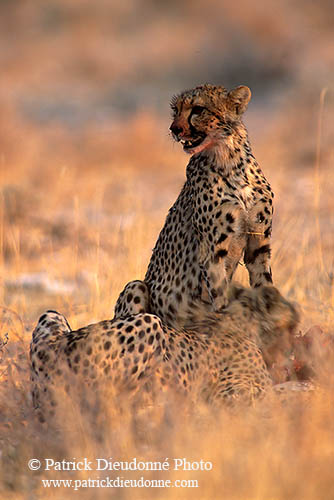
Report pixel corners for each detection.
[30,285,299,420]
[115,84,274,328]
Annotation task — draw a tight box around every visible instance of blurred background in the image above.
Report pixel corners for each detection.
[1,2,334,499]
[1,0,333,323]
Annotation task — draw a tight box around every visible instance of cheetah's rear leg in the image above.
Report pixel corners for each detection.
[114,280,150,319]
[31,310,71,344]
[30,310,71,416]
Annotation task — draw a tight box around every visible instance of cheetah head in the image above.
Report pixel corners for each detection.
[169,84,251,155]
[228,284,300,342]
[228,285,301,379]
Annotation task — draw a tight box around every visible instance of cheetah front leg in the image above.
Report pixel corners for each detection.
[244,209,273,288]
[197,204,247,311]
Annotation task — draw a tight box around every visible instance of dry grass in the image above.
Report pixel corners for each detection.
[0,98,334,499]
[1,1,334,498]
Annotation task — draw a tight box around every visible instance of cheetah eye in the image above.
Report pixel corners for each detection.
[170,105,178,117]
[191,105,205,116]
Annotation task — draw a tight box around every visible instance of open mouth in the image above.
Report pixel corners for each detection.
[180,134,206,151]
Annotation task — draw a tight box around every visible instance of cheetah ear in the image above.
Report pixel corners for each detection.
[259,286,281,311]
[227,86,251,115]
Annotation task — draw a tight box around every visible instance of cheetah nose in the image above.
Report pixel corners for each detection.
[170,122,183,139]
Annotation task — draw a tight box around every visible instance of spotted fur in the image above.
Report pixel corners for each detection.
[31,285,299,420]
[116,84,274,328]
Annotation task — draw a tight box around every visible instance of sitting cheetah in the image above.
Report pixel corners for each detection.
[115,84,274,328]
[30,285,299,420]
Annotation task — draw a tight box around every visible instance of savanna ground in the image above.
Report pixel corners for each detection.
[0,1,334,499]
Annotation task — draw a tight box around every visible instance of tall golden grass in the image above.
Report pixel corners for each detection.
[0,88,334,499]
